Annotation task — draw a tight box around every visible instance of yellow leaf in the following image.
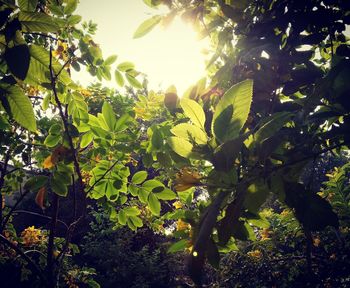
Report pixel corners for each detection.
[43,155,54,169]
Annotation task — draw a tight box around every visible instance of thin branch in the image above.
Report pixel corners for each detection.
[0,149,11,232]
[22,32,58,41]
[85,160,119,194]
[8,210,68,230]
[46,193,59,288]
[272,142,347,173]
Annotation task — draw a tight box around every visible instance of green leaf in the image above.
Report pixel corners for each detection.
[168,136,193,158]
[4,45,30,80]
[168,239,188,253]
[125,73,142,89]
[51,177,68,197]
[133,15,162,39]
[24,176,48,191]
[151,127,163,150]
[18,0,38,12]
[171,123,207,145]
[104,55,118,65]
[117,62,135,72]
[115,114,133,132]
[64,0,78,14]
[67,14,82,25]
[26,45,71,85]
[180,98,206,128]
[142,179,164,191]
[44,134,60,147]
[115,69,124,86]
[19,12,60,33]
[49,124,61,135]
[138,188,149,203]
[212,79,253,143]
[131,171,148,184]
[106,181,119,201]
[118,210,127,225]
[102,101,116,131]
[80,131,93,148]
[148,192,161,215]
[5,86,36,132]
[129,185,139,196]
[129,216,143,227]
[154,188,176,200]
[123,206,140,216]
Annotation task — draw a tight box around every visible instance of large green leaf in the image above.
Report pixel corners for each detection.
[4,45,30,80]
[148,192,161,215]
[114,69,124,86]
[26,45,71,85]
[180,98,206,129]
[19,12,60,33]
[18,0,38,12]
[154,188,176,200]
[102,101,116,131]
[171,123,207,145]
[125,73,142,89]
[133,15,162,39]
[131,171,148,185]
[117,62,135,72]
[168,239,188,253]
[212,79,253,143]
[168,136,193,158]
[51,177,68,197]
[5,86,36,131]
[64,0,78,14]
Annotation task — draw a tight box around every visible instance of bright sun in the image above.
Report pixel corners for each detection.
[76,0,208,95]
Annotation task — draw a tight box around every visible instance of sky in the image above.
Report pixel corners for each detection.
[75,0,209,95]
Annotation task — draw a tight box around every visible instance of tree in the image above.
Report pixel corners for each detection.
[0,0,349,287]
[134,0,350,284]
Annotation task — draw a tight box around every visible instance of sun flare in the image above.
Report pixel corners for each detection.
[76,0,208,95]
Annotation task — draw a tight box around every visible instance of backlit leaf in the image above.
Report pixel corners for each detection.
[131,171,148,184]
[148,192,161,215]
[171,123,207,145]
[212,79,253,143]
[115,69,124,86]
[133,15,162,39]
[102,101,116,131]
[18,0,38,12]
[19,11,60,33]
[5,86,36,131]
[168,136,193,158]
[180,98,206,128]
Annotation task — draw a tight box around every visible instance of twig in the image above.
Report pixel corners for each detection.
[8,210,68,230]
[46,193,59,288]
[85,160,120,194]
[22,32,58,41]
[0,149,11,232]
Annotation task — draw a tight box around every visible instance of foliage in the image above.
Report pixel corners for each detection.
[0,0,349,287]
